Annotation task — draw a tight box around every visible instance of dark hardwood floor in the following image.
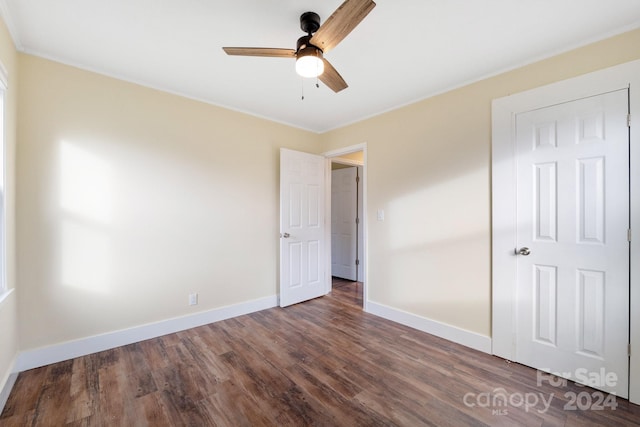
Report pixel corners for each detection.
[2,278,640,426]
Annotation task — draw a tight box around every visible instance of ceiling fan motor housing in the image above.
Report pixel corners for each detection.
[300,11,321,34]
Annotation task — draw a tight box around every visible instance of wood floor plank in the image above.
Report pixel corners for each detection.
[96,365,133,425]
[137,338,170,371]
[134,393,174,427]
[181,334,231,384]
[193,324,234,357]
[341,355,463,426]
[285,362,388,426]
[0,410,36,427]
[3,278,640,426]
[26,369,73,425]
[197,381,274,427]
[0,366,48,418]
[65,360,94,423]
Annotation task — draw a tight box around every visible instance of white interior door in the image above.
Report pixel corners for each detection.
[280,148,327,307]
[331,167,357,281]
[515,90,629,397]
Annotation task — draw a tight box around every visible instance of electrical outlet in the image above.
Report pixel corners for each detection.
[189,293,198,306]
[377,209,385,221]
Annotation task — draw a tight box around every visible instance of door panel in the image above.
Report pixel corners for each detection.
[515,90,629,397]
[534,162,557,241]
[534,264,557,346]
[577,157,605,243]
[280,149,326,307]
[576,269,605,357]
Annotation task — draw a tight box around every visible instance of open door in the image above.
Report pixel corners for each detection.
[279,148,327,307]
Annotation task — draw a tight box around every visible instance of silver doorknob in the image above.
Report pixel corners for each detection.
[516,247,531,256]
[281,233,290,238]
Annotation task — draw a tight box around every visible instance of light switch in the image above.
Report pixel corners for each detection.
[377,209,385,221]
[189,293,198,306]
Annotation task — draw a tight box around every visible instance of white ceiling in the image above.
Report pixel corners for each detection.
[1,1,640,133]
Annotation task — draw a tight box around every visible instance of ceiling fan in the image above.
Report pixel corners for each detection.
[222,0,376,93]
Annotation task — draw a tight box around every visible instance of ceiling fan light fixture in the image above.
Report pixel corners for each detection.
[296,46,324,78]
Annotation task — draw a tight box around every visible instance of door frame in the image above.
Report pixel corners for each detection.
[323,143,368,310]
[491,59,640,404]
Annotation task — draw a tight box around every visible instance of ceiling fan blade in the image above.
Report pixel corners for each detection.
[222,47,296,58]
[320,59,348,93]
[310,0,376,53]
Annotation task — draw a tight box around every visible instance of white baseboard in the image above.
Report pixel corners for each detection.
[16,295,278,372]
[0,360,17,415]
[366,301,492,354]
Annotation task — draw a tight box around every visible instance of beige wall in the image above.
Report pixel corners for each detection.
[321,29,640,337]
[17,54,320,350]
[0,14,19,393]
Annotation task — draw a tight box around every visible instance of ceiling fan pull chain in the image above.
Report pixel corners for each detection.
[316,51,320,88]
[301,78,305,101]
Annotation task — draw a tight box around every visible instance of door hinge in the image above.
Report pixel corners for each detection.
[356,217,360,224]
[629,344,632,357]
[356,176,360,183]
[629,229,632,242]
[355,259,360,266]
[628,114,632,127]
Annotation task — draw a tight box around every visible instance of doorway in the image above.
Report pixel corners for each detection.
[324,144,367,309]
[331,162,363,282]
